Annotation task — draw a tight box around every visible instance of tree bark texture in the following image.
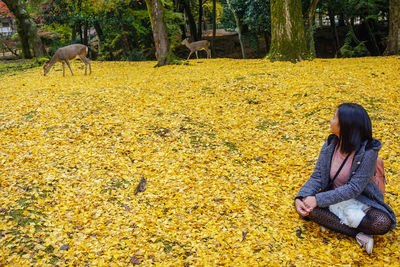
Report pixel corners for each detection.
[182,0,198,41]
[305,0,318,57]
[226,0,246,59]
[93,20,103,50]
[197,0,203,40]
[212,0,216,57]
[145,0,172,66]
[385,0,400,55]
[83,20,89,46]
[269,0,308,61]
[328,7,339,53]
[3,0,46,58]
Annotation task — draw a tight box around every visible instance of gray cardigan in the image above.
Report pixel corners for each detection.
[296,134,396,229]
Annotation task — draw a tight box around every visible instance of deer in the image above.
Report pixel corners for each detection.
[181,38,211,60]
[43,44,91,77]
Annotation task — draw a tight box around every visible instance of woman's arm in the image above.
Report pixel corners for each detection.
[296,141,329,199]
[315,149,378,207]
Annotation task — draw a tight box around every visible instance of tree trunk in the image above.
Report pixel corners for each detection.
[318,6,323,27]
[93,20,103,50]
[385,0,400,55]
[78,0,83,42]
[226,0,246,59]
[182,0,197,40]
[328,7,340,54]
[173,1,187,40]
[122,23,135,57]
[79,23,83,42]
[264,29,270,53]
[212,0,216,57]
[339,12,345,26]
[180,24,187,39]
[365,19,380,56]
[32,34,47,57]
[197,0,203,39]
[3,0,46,58]
[346,18,360,44]
[269,0,307,61]
[145,0,173,66]
[83,20,89,46]
[72,24,77,42]
[305,0,318,57]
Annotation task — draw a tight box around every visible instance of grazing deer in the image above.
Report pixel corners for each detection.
[43,44,91,77]
[181,38,211,60]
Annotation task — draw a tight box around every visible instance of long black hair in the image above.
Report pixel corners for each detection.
[337,103,373,154]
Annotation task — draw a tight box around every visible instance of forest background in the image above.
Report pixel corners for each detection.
[1,0,400,266]
[0,0,399,64]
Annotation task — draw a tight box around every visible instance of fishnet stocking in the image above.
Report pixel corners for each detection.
[358,209,392,235]
[304,206,391,237]
[306,207,359,237]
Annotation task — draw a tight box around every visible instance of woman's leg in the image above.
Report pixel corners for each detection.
[303,206,391,237]
[306,207,359,237]
[358,208,392,235]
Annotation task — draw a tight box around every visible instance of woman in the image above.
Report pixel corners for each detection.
[295,103,396,254]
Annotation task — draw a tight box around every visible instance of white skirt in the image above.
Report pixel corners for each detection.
[329,199,370,228]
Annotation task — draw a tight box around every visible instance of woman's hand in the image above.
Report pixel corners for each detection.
[303,196,317,210]
[295,199,312,217]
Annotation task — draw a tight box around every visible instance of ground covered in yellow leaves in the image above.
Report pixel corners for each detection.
[0,57,399,265]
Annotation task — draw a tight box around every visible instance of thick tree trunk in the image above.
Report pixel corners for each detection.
[197,0,203,40]
[182,0,198,40]
[305,0,318,57]
[226,0,246,59]
[269,0,308,61]
[385,0,400,55]
[212,0,216,57]
[18,24,32,58]
[3,0,46,58]
[145,0,173,66]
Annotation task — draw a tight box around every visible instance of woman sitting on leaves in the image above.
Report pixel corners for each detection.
[295,103,396,254]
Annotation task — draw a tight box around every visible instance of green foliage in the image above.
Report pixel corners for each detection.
[35,57,49,65]
[339,32,369,58]
[0,59,40,76]
[203,1,224,23]
[127,49,147,61]
[41,24,72,44]
[164,7,183,58]
[36,0,390,60]
[340,41,369,57]
[221,0,270,49]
